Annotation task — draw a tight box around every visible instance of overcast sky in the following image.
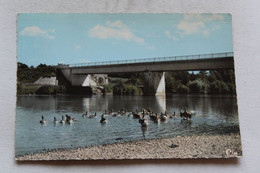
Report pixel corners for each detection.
[17,13,233,66]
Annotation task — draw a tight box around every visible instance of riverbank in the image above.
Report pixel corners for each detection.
[16,134,242,160]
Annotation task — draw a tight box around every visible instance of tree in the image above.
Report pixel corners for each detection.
[176,84,189,93]
[165,73,176,93]
[18,62,29,70]
[208,80,229,94]
[188,79,207,93]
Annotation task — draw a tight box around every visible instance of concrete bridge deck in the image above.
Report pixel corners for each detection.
[57,52,234,95]
[58,52,234,74]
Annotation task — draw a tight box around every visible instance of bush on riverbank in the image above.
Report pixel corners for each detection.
[208,80,229,94]
[102,84,113,94]
[187,79,208,94]
[17,83,39,95]
[17,83,68,95]
[35,86,56,95]
[113,81,142,95]
[176,84,189,93]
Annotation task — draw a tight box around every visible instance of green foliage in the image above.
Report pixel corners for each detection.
[17,62,236,95]
[103,84,113,94]
[166,70,236,94]
[18,63,29,70]
[208,80,229,94]
[17,83,38,95]
[187,79,207,94]
[17,62,56,83]
[172,71,190,85]
[113,82,142,95]
[176,84,189,93]
[166,74,176,93]
[17,83,68,95]
[55,85,68,94]
[36,86,56,95]
[227,83,236,94]
[126,76,144,86]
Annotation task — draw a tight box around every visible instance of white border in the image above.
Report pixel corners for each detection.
[1,0,260,172]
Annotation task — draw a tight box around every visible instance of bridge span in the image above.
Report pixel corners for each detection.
[57,52,234,95]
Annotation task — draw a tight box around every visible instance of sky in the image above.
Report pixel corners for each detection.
[17,13,233,66]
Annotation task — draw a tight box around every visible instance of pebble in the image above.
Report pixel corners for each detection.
[16,134,242,160]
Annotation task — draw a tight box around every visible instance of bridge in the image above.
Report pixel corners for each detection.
[57,52,234,95]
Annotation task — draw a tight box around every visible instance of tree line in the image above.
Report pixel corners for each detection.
[17,62,236,95]
[165,70,236,94]
[17,62,56,83]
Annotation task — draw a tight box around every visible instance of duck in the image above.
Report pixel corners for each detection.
[103,110,109,116]
[88,112,97,119]
[65,114,74,124]
[127,112,133,117]
[40,115,47,124]
[67,119,74,124]
[53,117,59,124]
[147,108,153,114]
[133,112,142,119]
[119,108,128,115]
[112,110,122,117]
[112,113,117,117]
[139,118,148,127]
[60,115,65,124]
[173,111,176,118]
[82,111,88,117]
[160,111,167,121]
[100,114,107,123]
[149,113,157,121]
[153,113,160,124]
[142,108,149,115]
[180,109,192,120]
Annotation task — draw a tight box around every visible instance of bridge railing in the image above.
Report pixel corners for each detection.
[69,52,233,67]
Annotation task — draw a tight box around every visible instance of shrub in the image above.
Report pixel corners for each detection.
[113,83,142,95]
[227,83,236,94]
[35,86,56,95]
[103,84,113,94]
[176,84,189,93]
[55,85,68,94]
[166,75,176,93]
[208,80,229,94]
[17,83,38,95]
[188,80,207,93]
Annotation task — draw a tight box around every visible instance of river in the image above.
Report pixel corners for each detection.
[15,94,240,156]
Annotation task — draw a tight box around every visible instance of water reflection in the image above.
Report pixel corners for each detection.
[180,119,192,129]
[155,95,166,112]
[141,126,147,139]
[82,97,89,111]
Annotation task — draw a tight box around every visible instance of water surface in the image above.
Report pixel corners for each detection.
[15,94,240,156]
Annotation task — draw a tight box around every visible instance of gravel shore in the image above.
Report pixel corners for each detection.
[16,134,242,160]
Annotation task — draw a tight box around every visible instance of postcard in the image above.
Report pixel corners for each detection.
[15,13,242,160]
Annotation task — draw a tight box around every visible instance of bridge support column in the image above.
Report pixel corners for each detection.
[143,72,166,96]
[71,74,91,86]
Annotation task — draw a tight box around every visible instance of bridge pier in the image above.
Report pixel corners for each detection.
[71,74,95,86]
[143,72,166,96]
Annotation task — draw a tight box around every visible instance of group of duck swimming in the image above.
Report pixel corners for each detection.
[40,108,193,126]
[39,115,76,124]
[81,108,194,127]
[134,108,193,127]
